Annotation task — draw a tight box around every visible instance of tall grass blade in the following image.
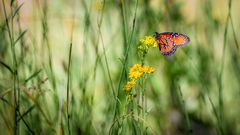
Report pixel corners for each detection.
[14,29,27,46]
[229,16,239,49]
[67,42,72,135]
[0,61,14,74]
[12,2,24,19]
[24,69,42,83]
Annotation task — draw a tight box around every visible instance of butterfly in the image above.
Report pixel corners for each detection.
[154,32,190,56]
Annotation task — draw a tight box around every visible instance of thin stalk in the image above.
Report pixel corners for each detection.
[208,95,222,135]
[114,0,139,121]
[229,15,239,49]
[217,0,232,134]
[16,4,26,66]
[2,0,20,134]
[141,88,145,135]
[119,0,128,54]
[136,81,140,125]
[177,85,192,135]
[98,32,116,97]
[97,0,116,99]
[66,1,76,134]
[40,0,57,90]
[67,42,72,135]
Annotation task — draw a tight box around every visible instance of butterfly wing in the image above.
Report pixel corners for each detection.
[155,32,177,56]
[169,32,190,47]
[155,32,190,56]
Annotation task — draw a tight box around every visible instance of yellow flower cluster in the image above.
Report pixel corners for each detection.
[141,66,156,74]
[129,64,143,79]
[138,36,158,51]
[124,81,136,92]
[129,64,155,79]
[124,64,155,92]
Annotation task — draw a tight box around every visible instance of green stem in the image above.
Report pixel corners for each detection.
[141,89,145,135]
[177,85,192,135]
[67,42,72,135]
[2,0,20,134]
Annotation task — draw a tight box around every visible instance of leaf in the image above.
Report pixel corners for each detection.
[10,0,15,6]
[12,2,24,19]
[17,105,35,122]
[14,29,27,46]
[24,69,42,83]
[0,61,13,74]
[0,96,12,107]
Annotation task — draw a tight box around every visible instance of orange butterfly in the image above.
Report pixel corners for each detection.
[155,32,190,56]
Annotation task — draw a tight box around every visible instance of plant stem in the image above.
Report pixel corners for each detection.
[2,0,20,134]
[141,88,145,135]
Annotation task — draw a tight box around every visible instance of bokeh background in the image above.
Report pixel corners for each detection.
[0,0,240,134]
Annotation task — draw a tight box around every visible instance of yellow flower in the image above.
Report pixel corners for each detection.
[130,64,141,72]
[129,71,142,79]
[139,36,158,48]
[129,64,143,79]
[129,64,156,79]
[141,66,156,74]
[124,80,136,92]
[124,64,156,92]
[153,41,158,48]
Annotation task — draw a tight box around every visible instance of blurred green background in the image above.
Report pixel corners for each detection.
[0,0,240,134]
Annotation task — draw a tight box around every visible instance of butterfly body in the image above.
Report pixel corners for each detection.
[155,32,190,56]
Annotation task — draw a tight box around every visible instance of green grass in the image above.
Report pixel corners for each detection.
[0,0,240,134]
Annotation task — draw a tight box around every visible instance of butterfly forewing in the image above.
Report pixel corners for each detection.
[170,33,190,47]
